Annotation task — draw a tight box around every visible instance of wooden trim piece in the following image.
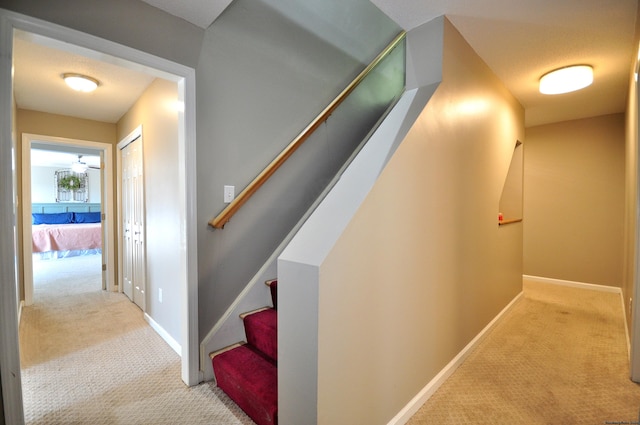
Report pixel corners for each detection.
[209,31,407,229]
[498,218,522,226]
[209,342,245,360]
[239,307,270,319]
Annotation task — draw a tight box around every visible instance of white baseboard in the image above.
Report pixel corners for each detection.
[621,291,631,359]
[18,300,24,324]
[144,313,181,357]
[387,291,523,425]
[522,274,622,294]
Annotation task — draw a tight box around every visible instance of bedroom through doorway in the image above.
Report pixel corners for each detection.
[21,135,115,308]
[28,143,105,305]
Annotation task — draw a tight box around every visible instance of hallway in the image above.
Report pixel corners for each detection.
[19,254,252,424]
[408,280,640,423]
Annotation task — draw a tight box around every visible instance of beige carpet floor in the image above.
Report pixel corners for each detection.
[20,254,254,425]
[408,279,640,424]
[22,256,640,424]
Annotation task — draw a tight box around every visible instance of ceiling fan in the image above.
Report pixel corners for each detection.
[71,155,100,173]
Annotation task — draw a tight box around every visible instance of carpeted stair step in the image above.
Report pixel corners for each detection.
[265,279,277,310]
[211,344,278,425]
[242,308,277,363]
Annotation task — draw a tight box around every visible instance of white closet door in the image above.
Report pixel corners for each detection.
[121,136,145,309]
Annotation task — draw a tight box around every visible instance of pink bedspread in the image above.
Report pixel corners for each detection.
[32,223,102,253]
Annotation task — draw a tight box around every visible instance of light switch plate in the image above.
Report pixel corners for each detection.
[224,185,235,203]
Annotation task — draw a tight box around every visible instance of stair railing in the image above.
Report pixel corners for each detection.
[209,30,407,229]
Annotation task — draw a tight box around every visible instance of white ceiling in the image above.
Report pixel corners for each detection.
[139,0,233,30]
[13,31,156,124]
[11,0,639,129]
[140,0,639,127]
[31,149,101,169]
[369,0,638,126]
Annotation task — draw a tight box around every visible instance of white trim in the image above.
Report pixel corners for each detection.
[178,72,201,386]
[18,301,23,325]
[117,125,143,150]
[145,313,181,356]
[622,291,631,359]
[631,56,640,382]
[522,274,622,294]
[0,10,25,424]
[387,291,523,425]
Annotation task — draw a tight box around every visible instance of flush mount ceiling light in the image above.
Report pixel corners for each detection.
[539,65,593,95]
[62,73,100,93]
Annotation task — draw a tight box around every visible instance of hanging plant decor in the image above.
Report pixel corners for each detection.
[55,170,88,202]
[58,175,83,191]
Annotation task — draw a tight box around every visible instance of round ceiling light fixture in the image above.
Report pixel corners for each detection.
[539,65,593,95]
[62,73,100,93]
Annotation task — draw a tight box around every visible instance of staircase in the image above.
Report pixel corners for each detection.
[210,280,278,425]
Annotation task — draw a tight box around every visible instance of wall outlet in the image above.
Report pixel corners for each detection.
[224,185,235,203]
[159,288,163,303]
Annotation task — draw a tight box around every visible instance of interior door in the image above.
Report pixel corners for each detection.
[121,136,145,309]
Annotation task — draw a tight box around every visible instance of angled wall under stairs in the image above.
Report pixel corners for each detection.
[279,16,524,424]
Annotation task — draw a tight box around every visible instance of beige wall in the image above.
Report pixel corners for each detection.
[16,109,116,144]
[315,19,524,424]
[524,114,625,287]
[15,109,116,301]
[116,78,182,342]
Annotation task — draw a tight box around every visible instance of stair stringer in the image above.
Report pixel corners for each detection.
[200,260,276,382]
[278,83,439,425]
[199,94,403,382]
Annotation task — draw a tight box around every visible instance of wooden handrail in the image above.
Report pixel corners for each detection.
[210,30,407,229]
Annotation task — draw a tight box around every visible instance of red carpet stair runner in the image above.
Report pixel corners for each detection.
[210,279,278,425]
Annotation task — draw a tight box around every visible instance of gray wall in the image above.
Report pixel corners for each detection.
[0,373,4,425]
[0,0,204,68]
[0,0,402,353]
[195,0,400,338]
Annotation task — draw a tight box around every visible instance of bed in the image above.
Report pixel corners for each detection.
[31,203,102,259]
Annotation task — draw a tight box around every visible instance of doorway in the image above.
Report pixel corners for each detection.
[0,10,199,422]
[21,134,115,306]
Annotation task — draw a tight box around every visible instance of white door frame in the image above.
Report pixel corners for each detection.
[21,134,116,305]
[630,58,640,382]
[0,14,200,424]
